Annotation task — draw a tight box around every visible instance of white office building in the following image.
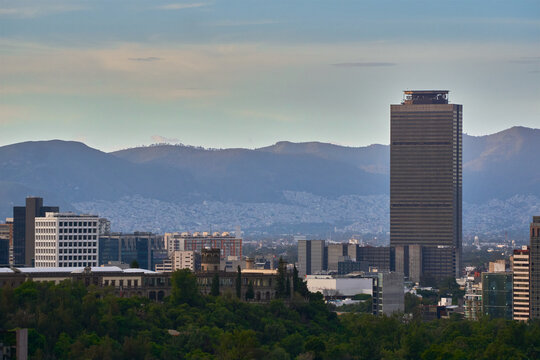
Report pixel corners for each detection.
[35,212,100,268]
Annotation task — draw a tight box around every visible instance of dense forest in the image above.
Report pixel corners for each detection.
[1,270,540,360]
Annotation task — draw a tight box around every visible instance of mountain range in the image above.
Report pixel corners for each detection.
[1,126,539,240]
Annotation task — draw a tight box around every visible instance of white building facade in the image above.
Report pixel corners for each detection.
[35,213,100,268]
[155,250,196,272]
[512,246,530,321]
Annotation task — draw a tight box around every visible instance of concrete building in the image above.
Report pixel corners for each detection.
[337,260,369,275]
[34,212,100,268]
[0,266,281,304]
[0,266,171,301]
[356,246,391,272]
[511,246,530,321]
[305,275,372,298]
[13,197,59,266]
[332,245,391,275]
[98,218,111,236]
[482,272,513,319]
[164,232,242,259]
[529,216,540,319]
[464,282,483,321]
[327,243,348,272]
[201,248,221,272]
[297,239,326,277]
[172,250,196,271]
[99,232,165,270]
[372,272,405,316]
[221,256,245,272]
[155,250,197,272]
[390,90,462,283]
[196,269,279,302]
[489,259,506,273]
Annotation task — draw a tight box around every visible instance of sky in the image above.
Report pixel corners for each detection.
[1,0,539,151]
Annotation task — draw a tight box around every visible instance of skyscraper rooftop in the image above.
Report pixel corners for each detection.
[402,90,449,105]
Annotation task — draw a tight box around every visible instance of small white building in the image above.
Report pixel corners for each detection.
[34,212,100,268]
[155,250,196,272]
[306,275,372,297]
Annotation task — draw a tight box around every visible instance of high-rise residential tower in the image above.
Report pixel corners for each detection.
[390,90,462,283]
[529,216,540,319]
[512,246,530,321]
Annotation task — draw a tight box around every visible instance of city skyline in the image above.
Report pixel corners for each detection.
[1,0,539,151]
[2,2,540,357]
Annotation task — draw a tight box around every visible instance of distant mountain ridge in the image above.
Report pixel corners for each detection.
[1,126,539,237]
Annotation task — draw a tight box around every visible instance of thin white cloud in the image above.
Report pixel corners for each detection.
[508,56,540,64]
[157,3,208,10]
[128,57,162,62]
[210,20,278,27]
[0,3,86,18]
[1,40,537,103]
[332,62,396,67]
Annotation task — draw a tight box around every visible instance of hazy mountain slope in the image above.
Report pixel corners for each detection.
[257,141,390,174]
[0,140,198,206]
[0,181,75,220]
[1,127,539,236]
[112,145,389,200]
[463,127,540,203]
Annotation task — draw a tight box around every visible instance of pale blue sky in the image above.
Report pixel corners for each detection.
[1,0,539,151]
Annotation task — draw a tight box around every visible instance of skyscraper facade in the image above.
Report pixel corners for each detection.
[390,90,462,283]
[529,216,540,319]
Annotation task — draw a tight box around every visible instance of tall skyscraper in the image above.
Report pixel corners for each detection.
[12,197,59,266]
[529,216,540,319]
[390,90,462,283]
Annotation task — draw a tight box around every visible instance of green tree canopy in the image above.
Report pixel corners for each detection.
[171,269,201,306]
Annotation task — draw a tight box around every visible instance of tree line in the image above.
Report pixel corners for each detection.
[1,269,540,359]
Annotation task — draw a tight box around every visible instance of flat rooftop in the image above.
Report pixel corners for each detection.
[403,90,449,94]
[0,266,158,274]
[402,90,450,105]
